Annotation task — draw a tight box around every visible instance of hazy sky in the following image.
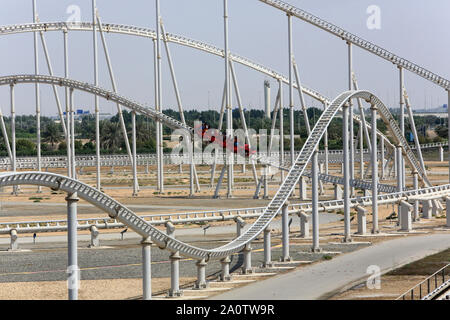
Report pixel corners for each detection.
[0,0,449,116]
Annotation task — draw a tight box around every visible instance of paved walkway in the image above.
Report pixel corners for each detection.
[211,233,450,300]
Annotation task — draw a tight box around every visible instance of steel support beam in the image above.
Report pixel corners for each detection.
[343,102,352,242]
[281,202,291,261]
[311,150,320,252]
[66,192,79,300]
[371,104,379,233]
[63,29,72,178]
[287,14,295,167]
[141,237,153,300]
[32,0,41,193]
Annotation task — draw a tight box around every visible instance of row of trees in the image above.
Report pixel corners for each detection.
[0,109,445,157]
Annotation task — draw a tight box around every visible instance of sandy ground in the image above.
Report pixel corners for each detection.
[0,160,448,299]
[0,277,196,300]
[330,275,429,300]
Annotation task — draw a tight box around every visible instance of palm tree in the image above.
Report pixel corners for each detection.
[100,121,122,151]
[43,122,63,148]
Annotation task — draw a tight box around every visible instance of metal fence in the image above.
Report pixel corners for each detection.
[397,263,450,300]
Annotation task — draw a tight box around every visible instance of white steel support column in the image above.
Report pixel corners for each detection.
[0,108,12,167]
[263,227,272,267]
[288,14,295,167]
[279,79,285,182]
[343,102,352,242]
[380,135,385,179]
[348,42,354,196]
[92,0,101,190]
[281,202,291,262]
[63,29,72,178]
[448,91,450,182]
[396,145,403,226]
[194,259,208,290]
[39,32,67,138]
[141,238,153,300]
[311,149,320,252]
[155,0,164,193]
[404,89,426,172]
[168,251,182,297]
[230,61,258,186]
[132,111,138,197]
[359,120,364,179]
[32,0,41,192]
[69,88,76,178]
[66,192,79,300]
[323,102,329,175]
[210,82,227,187]
[293,59,311,135]
[96,14,135,182]
[399,67,405,188]
[220,256,231,281]
[371,104,379,233]
[224,0,233,198]
[160,21,201,192]
[10,84,17,195]
[446,197,450,228]
[413,172,419,221]
[353,75,372,154]
[242,243,253,274]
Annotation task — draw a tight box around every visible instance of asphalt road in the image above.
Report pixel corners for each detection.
[211,233,450,300]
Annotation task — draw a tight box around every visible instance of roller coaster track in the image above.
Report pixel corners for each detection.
[2,182,449,237]
[0,74,192,134]
[0,21,395,151]
[1,171,449,251]
[0,85,434,259]
[0,151,372,169]
[259,0,450,90]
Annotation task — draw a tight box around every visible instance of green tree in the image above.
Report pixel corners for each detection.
[43,122,63,148]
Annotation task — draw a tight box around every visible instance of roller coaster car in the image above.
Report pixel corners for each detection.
[194,122,256,157]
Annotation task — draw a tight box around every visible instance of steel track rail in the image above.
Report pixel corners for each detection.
[1,171,449,243]
[259,0,450,90]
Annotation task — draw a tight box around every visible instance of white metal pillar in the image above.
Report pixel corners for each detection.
[323,102,329,175]
[194,259,208,290]
[132,111,138,196]
[311,149,320,252]
[66,192,79,300]
[155,0,164,193]
[343,102,352,242]
[96,14,135,187]
[63,29,72,178]
[371,104,379,233]
[69,88,76,179]
[448,90,450,182]
[287,14,295,167]
[224,0,233,198]
[413,172,419,221]
[359,120,364,179]
[92,0,101,189]
[348,42,355,196]
[380,135,385,179]
[263,227,272,267]
[399,67,405,188]
[279,79,285,182]
[220,256,231,281]
[141,238,153,300]
[10,84,17,195]
[32,0,41,193]
[281,202,291,261]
